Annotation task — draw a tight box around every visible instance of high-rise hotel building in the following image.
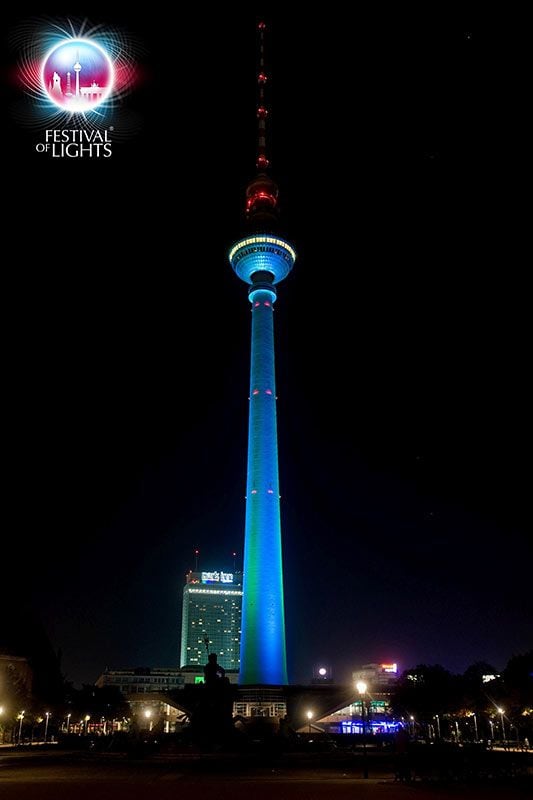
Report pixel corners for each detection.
[179,570,242,672]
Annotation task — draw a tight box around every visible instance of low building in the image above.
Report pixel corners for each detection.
[96,666,185,694]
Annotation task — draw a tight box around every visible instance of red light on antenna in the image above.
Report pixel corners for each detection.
[257,190,276,203]
[258,21,266,31]
[256,155,269,169]
[258,72,267,84]
[257,106,268,118]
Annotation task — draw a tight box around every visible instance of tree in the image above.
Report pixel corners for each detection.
[503,651,533,730]
[391,664,462,721]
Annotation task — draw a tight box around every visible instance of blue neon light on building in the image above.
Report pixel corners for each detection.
[229,235,295,685]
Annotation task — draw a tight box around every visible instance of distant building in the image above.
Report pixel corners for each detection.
[179,570,242,672]
[95,666,185,694]
[352,662,400,690]
[0,653,33,694]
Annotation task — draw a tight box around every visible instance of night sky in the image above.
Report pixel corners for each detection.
[3,6,530,687]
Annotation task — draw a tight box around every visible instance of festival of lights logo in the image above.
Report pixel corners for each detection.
[42,39,114,113]
[10,18,141,155]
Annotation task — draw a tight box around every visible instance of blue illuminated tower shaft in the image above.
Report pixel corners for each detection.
[241,285,287,685]
[229,235,295,685]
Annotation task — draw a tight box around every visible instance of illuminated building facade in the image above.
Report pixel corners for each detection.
[179,570,242,671]
[352,662,400,690]
[229,23,295,686]
[312,697,400,736]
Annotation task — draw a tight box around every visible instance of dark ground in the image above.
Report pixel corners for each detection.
[1,752,532,800]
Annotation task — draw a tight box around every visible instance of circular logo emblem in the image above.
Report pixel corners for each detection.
[42,39,114,112]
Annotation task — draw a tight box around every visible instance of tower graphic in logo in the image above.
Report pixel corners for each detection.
[41,38,114,112]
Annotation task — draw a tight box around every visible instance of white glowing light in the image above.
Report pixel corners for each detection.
[229,236,296,263]
[41,38,115,113]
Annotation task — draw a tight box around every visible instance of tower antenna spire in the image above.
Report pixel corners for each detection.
[256,21,269,172]
[245,21,279,223]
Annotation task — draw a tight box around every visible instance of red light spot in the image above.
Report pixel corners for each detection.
[257,106,268,118]
[258,21,266,31]
[258,72,268,83]
[252,389,260,395]
[254,301,260,307]
[264,301,271,306]
[256,155,270,169]
[265,389,272,395]
[251,489,258,494]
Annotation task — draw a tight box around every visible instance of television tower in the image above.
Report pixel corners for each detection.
[229,21,295,685]
[73,51,82,97]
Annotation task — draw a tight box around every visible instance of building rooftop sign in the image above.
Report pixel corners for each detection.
[201,571,233,584]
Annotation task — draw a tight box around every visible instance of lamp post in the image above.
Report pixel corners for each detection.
[44,712,50,743]
[306,710,313,735]
[497,708,506,743]
[144,709,153,732]
[17,711,25,744]
[472,713,478,741]
[65,713,71,733]
[84,715,90,735]
[356,681,368,779]
[434,714,441,738]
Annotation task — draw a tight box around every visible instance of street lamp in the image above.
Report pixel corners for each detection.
[306,710,313,734]
[434,714,441,738]
[44,712,50,743]
[65,713,71,733]
[356,681,368,779]
[144,709,153,732]
[497,708,506,743]
[410,715,415,738]
[472,713,478,741]
[84,715,91,735]
[17,711,25,745]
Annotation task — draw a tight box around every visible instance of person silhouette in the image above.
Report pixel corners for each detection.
[203,653,225,685]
